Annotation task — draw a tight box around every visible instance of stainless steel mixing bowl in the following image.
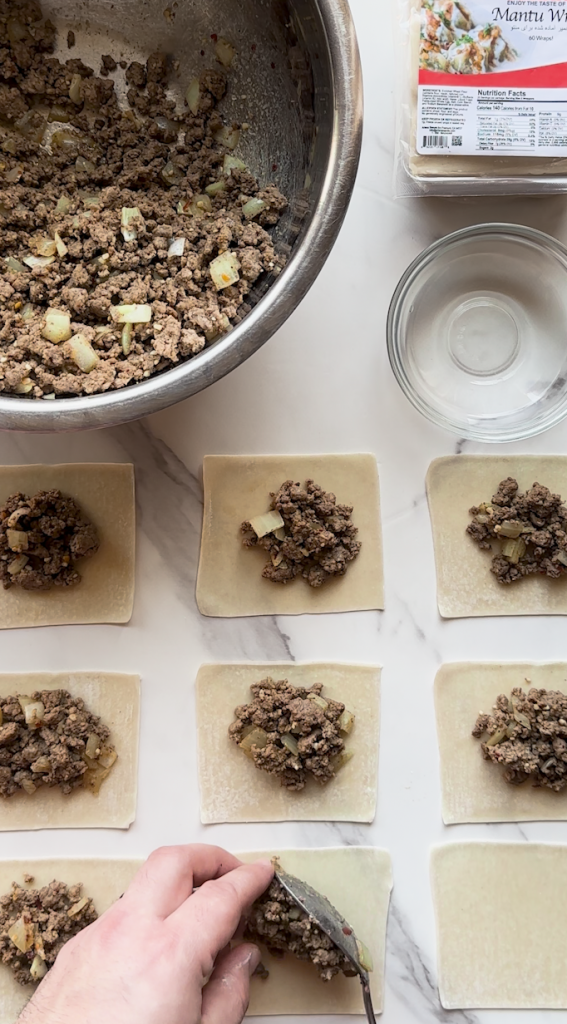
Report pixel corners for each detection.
[0,0,362,431]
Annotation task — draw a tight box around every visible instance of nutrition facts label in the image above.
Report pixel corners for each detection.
[417,85,567,157]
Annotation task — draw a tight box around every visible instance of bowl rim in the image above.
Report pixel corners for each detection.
[0,0,363,433]
[387,221,567,443]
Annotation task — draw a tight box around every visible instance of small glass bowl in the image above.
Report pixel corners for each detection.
[387,223,567,443]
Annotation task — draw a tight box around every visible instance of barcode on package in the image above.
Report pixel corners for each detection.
[422,134,450,149]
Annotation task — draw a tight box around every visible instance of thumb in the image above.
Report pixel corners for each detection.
[201,943,262,1024]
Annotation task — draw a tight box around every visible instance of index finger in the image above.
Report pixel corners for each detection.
[121,844,244,919]
[169,859,274,975]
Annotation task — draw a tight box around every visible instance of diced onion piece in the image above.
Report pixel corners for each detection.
[121,206,141,241]
[5,165,23,183]
[501,537,526,564]
[55,196,71,215]
[21,303,34,321]
[75,155,95,174]
[168,237,185,257]
[67,333,99,373]
[185,77,200,114]
[52,129,80,151]
[69,74,83,104]
[121,322,133,356]
[8,914,35,953]
[204,313,231,342]
[307,693,328,710]
[215,37,236,67]
[238,727,268,757]
[23,255,56,269]
[223,154,246,175]
[30,235,57,257]
[247,510,284,538]
[85,733,101,760]
[42,393,56,400]
[556,550,567,567]
[30,954,48,981]
[112,304,152,324]
[24,702,45,728]
[41,309,72,343]
[161,160,183,186]
[15,110,47,144]
[242,198,266,220]
[79,192,100,208]
[54,231,68,257]
[30,756,51,773]
[214,125,240,150]
[486,727,508,747]
[209,250,240,291]
[17,695,33,710]
[281,733,299,756]
[21,777,36,795]
[274,527,286,541]
[356,939,373,974]
[513,709,531,730]
[98,745,117,770]
[339,709,355,734]
[5,256,27,273]
[180,194,212,218]
[205,179,226,197]
[8,554,29,574]
[497,520,524,539]
[49,105,71,123]
[14,378,33,394]
[68,897,89,918]
[6,528,28,551]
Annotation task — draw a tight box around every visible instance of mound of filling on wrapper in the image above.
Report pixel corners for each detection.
[0,0,287,398]
[241,480,361,587]
[229,677,355,790]
[0,688,117,798]
[0,877,97,985]
[245,877,356,982]
[473,686,567,791]
[467,478,567,584]
[0,489,99,590]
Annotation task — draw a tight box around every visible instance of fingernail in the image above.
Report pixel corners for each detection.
[248,945,262,975]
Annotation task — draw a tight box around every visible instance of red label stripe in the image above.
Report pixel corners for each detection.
[419,61,567,88]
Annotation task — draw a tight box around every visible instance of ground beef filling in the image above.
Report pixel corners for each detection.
[473,686,567,790]
[241,480,361,588]
[467,477,567,584]
[0,688,115,798]
[0,877,97,985]
[229,677,354,791]
[0,0,287,398]
[245,878,354,982]
[0,489,99,590]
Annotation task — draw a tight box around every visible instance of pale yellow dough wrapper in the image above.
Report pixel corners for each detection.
[426,455,567,617]
[0,857,143,1024]
[196,454,383,616]
[0,672,140,831]
[239,847,392,1015]
[196,662,380,824]
[407,0,567,179]
[435,662,567,824]
[0,464,135,628]
[432,842,567,1008]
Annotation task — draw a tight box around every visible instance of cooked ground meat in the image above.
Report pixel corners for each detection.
[467,478,567,584]
[0,0,287,398]
[241,480,361,588]
[0,877,97,985]
[473,686,567,790]
[229,677,353,791]
[0,489,99,590]
[245,878,353,982]
[0,688,115,798]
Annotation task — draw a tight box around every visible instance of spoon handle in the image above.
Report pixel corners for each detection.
[361,976,377,1024]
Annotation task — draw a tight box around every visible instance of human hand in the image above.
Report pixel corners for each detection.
[19,844,274,1024]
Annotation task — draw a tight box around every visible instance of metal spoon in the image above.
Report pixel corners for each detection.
[274,868,376,1024]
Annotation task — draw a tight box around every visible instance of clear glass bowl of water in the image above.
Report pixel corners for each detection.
[387,223,567,442]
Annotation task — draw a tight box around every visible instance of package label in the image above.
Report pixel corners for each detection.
[416,0,567,156]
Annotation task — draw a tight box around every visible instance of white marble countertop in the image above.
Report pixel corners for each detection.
[3,0,567,1021]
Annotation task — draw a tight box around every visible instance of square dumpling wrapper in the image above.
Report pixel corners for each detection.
[0,672,140,831]
[196,662,380,823]
[426,455,567,617]
[0,464,135,628]
[0,857,143,1024]
[432,842,567,1008]
[196,454,383,616]
[239,846,392,1015]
